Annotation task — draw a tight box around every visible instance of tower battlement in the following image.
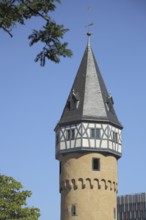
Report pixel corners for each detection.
[60,178,118,192]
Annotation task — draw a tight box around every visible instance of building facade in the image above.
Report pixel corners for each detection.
[117,193,146,220]
[55,33,123,220]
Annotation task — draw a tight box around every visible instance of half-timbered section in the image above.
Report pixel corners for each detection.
[56,122,122,158]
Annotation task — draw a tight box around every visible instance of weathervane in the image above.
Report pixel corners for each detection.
[85,6,94,45]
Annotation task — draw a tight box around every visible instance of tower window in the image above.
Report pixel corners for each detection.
[112,131,118,143]
[66,129,75,140]
[71,204,77,216]
[92,158,100,171]
[90,128,101,139]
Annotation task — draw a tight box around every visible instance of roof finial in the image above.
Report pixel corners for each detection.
[87,32,92,47]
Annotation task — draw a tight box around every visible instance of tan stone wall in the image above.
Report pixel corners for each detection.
[59,152,118,220]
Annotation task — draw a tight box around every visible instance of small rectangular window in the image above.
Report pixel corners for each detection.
[90,128,101,139]
[113,131,118,143]
[66,129,75,140]
[71,204,77,216]
[90,128,95,138]
[96,128,101,139]
[92,158,100,171]
[66,130,70,140]
[71,129,75,139]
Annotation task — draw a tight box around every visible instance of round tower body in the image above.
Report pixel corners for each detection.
[59,152,118,220]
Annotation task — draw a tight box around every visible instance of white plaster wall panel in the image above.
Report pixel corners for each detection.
[115,144,117,151]
[102,131,108,139]
[109,141,113,149]
[60,136,64,142]
[112,143,116,151]
[82,139,89,147]
[118,145,122,153]
[77,132,81,138]
[88,123,95,128]
[65,125,70,130]
[86,128,90,137]
[70,140,75,148]
[95,140,100,148]
[71,125,76,129]
[82,124,87,138]
[115,127,118,133]
[102,124,107,130]
[119,132,122,144]
[75,139,81,148]
[96,124,102,128]
[90,139,95,148]
[101,140,108,149]
[82,132,87,138]
[60,142,66,150]
[66,142,70,149]
[77,124,80,129]
[83,123,88,129]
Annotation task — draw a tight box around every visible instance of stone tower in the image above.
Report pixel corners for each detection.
[55,33,123,220]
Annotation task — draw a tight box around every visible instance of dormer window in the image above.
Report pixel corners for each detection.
[106,95,114,112]
[90,128,101,139]
[66,129,75,140]
[67,90,80,110]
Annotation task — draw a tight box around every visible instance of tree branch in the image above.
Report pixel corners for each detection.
[21,0,49,22]
[1,25,13,37]
[0,0,15,36]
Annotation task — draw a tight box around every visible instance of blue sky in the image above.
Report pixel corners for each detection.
[1,0,146,219]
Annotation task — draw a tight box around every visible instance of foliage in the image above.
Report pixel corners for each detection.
[0,0,72,66]
[0,174,40,219]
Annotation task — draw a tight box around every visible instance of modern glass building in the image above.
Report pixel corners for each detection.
[117,193,146,220]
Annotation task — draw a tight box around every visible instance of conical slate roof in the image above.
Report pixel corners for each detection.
[58,35,122,129]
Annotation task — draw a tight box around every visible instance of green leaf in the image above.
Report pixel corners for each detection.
[0,174,40,219]
[0,0,72,66]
